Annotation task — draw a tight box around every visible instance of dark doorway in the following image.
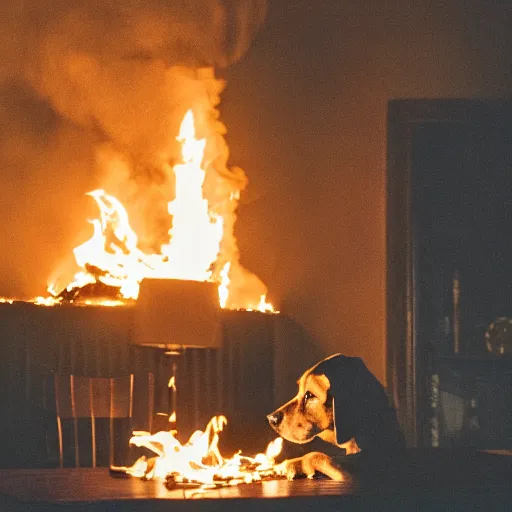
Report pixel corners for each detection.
[387,100,512,448]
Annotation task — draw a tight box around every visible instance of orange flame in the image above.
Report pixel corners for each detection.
[159,109,224,283]
[48,110,275,313]
[126,416,283,486]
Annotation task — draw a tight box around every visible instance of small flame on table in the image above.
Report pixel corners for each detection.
[124,415,283,489]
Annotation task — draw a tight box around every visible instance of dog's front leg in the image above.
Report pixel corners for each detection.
[275,452,345,481]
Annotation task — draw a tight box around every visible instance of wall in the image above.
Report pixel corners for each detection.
[221,0,511,383]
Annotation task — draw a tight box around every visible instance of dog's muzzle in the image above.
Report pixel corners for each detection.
[267,411,283,428]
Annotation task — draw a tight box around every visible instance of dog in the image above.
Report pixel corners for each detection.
[267,354,405,480]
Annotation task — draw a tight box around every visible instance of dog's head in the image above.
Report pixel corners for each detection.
[267,354,390,447]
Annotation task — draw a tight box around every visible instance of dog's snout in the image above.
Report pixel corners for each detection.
[267,411,284,428]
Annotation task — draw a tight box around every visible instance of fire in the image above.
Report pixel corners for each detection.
[49,110,275,313]
[33,296,62,306]
[115,368,284,488]
[70,190,148,300]
[159,109,224,283]
[218,262,231,308]
[125,416,283,488]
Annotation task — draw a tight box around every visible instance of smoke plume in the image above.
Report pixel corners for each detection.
[0,0,267,303]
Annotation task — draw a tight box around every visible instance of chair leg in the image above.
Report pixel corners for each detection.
[109,378,114,467]
[89,380,96,468]
[129,374,134,419]
[148,373,155,434]
[54,375,64,468]
[70,375,80,467]
[56,415,63,469]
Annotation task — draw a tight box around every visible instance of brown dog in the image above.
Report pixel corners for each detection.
[267,354,405,480]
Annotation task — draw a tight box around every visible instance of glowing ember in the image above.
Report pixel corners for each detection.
[124,416,283,488]
[47,109,275,313]
[33,296,62,306]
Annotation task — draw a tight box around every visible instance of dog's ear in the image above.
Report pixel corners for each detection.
[313,354,390,446]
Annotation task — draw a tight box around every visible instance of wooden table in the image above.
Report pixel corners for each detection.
[0,451,511,512]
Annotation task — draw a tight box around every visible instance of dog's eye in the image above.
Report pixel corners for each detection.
[304,390,315,403]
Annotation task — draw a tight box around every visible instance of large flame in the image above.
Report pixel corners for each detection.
[159,110,224,282]
[50,110,274,312]
[126,416,283,487]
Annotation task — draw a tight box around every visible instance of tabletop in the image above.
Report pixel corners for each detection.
[0,450,511,512]
[0,468,356,502]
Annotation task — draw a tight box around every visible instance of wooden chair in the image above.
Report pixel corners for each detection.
[51,373,155,468]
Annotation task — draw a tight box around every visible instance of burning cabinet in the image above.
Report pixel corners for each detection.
[387,99,512,449]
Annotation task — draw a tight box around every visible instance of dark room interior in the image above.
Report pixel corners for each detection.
[0,0,511,510]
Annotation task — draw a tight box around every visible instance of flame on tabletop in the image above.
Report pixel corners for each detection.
[126,416,283,487]
[47,110,275,313]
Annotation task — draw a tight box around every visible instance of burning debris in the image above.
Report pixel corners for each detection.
[44,108,274,313]
[118,416,284,489]
[111,367,285,489]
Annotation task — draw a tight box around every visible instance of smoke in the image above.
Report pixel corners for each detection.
[21,0,266,155]
[1,0,267,160]
[0,0,267,299]
[1,1,267,75]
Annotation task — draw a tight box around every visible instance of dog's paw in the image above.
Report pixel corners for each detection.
[275,452,345,481]
[339,437,361,455]
[275,457,309,480]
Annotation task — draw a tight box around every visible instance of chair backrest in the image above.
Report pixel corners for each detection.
[53,374,148,468]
